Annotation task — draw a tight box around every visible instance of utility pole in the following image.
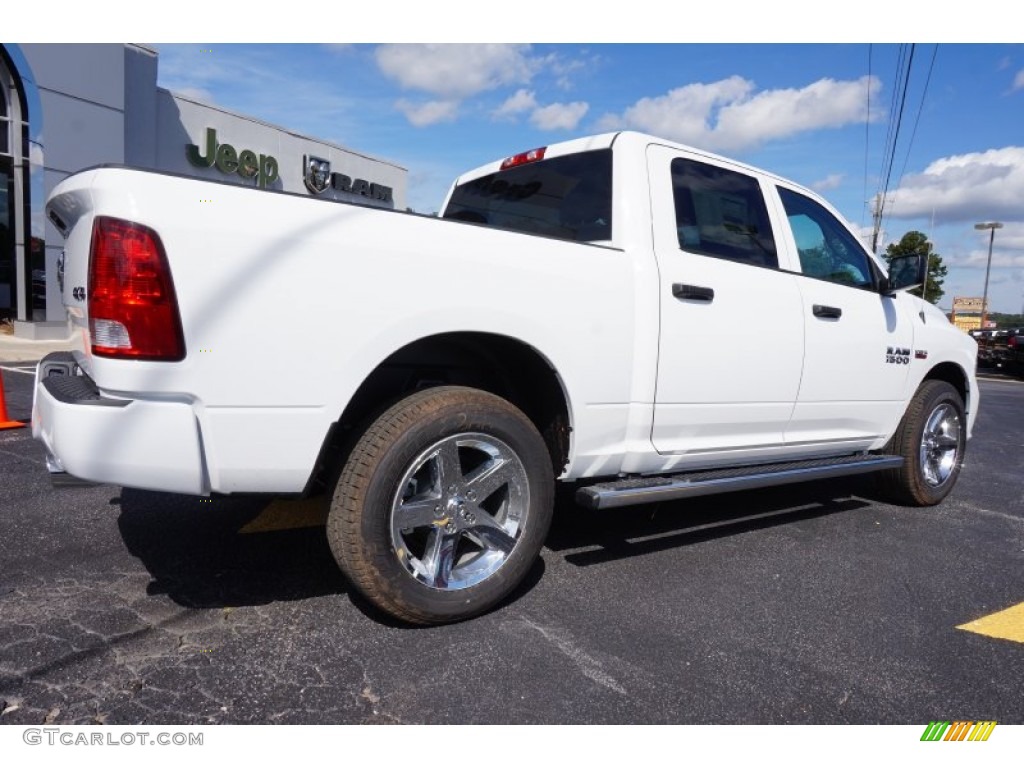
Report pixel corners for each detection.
[974,221,1003,329]
[870,193,883,254]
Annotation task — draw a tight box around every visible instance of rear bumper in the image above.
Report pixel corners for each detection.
[32,352,206,494]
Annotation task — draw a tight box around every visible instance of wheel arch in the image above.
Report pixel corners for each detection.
[921,361,971,414]
[308,332,574,494]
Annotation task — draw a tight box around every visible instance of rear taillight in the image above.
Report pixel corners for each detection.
[88,216,185,361]
[1010,335,1018,349]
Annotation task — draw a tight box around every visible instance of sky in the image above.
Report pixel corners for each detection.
[17,1,1022,315]
[153,42,1024,314]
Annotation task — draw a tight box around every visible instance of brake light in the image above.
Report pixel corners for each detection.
[1010,335,1018,349]
[88,216,185,361]
[500,146,546,170]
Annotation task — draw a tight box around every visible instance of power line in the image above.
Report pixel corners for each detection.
[872,44,916,253]
[872,44,907,250]
[862,44,873,231]
[881,45,915,213]
[889,45,939,221]
[876,45,907,200]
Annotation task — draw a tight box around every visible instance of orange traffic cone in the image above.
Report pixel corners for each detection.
[0,370,26,430]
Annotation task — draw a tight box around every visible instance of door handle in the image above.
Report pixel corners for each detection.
[812,304,842,319]
[672,283,715,302]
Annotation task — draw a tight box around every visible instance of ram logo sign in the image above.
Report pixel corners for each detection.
[304,156,332,194]
[302,156,393,204]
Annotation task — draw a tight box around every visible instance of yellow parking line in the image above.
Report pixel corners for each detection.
[956,601,1024,644]
[238,496,329,534]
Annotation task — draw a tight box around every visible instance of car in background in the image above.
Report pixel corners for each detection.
[973,328,1023,377]
[1001,328,1024,377]
[972,329,1009,369]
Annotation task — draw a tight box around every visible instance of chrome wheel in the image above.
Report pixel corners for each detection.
[389,432,529,591]
[919,403,962,487]
[877,380,966,507]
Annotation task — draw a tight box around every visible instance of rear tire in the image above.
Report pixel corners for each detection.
[326,386,554,624]
[877,380,966,506]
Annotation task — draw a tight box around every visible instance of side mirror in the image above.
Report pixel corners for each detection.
[883,253,927,294]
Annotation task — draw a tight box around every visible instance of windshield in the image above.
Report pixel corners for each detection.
[443,149,612,243]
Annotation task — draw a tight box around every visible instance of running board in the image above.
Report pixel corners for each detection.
[575,455,904,510]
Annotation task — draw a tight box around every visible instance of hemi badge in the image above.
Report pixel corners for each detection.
[915,350,928,360]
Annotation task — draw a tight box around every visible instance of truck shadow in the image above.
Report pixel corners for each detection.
[114,487,545,626]
[115,476,875,616]
[547,476,875,567]
[115,488,346,609]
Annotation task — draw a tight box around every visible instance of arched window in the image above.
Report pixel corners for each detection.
[0,57,16,320]
[0,45,43,324]
[0,75,9,155]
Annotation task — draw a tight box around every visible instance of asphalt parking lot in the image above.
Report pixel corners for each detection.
[1,365,1022,725]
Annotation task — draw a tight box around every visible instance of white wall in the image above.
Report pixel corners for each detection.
[20,44,130,323]
[155,91,407,210]
[21,44,127,175]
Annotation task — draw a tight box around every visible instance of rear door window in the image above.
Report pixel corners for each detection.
[443,149,612,243]
[671,157,778,268]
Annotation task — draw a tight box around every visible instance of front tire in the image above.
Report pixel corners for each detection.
[877,380,966,506]
[326,386,554,624]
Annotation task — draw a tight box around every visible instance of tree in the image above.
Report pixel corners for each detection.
[990,312,1024,329]
[883,231,947,305]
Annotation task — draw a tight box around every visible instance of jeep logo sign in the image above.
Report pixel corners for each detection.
[303,154,393,204]
[186,128,279,189]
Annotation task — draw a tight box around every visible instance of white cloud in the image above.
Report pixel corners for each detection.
[540,51,600,90]
[375,44,537,100]
[811,173,844,191]
[154,44,367,144]
[493,89,538,119]
[375,45,600,128]
[992,223,1024,251]
[886,147,1024,223]
[597,76,751,146]
[494,91,589,131]
[717,76,879,148]
[530,101,589,131]
[958,250,1024,270]
[946,223,1024,271]
[395,99,459,127]
[1014,69,1024,91]
[597,75,879,152]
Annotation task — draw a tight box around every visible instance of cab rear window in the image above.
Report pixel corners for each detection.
[443,149,612,243]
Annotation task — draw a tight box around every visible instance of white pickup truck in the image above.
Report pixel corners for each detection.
[35,131,978,624]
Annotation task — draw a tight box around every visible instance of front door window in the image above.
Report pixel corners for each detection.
[777,187,874,289]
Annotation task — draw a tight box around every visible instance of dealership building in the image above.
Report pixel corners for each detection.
[0,44,407,339]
